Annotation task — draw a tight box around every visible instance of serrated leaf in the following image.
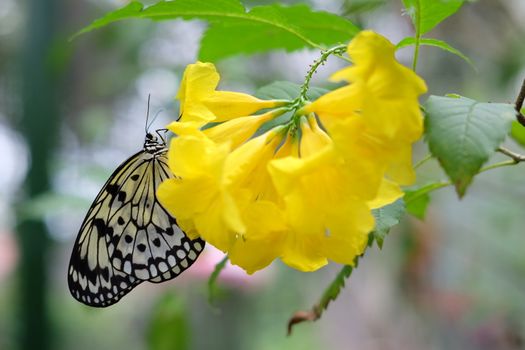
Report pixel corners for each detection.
[147,293,190,350]
[371,199,405,248]
[424,95,515,197]
[72,0,243,39]
[396,37,475,69]
[510,120,525,147]
[200,4,359,60]
[404,182,448,219]
[402,0,464,35]
[73,1,359,60]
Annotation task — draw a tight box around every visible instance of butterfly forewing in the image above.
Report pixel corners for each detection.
[68,134,205,307]
[107,151,205,281]
[68,152,145,307]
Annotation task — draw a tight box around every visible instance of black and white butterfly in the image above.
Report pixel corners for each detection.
[68,126,205,307]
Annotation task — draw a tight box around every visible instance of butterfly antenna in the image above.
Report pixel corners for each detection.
[145,94,151,134]
[147,109,164,132]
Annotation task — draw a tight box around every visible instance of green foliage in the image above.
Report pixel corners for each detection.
[318,264,354,311]
[255,81,328,101]
[147,293,190,350]
[402,0,464,35]
[404,182,449,219]
[510,119,525,147]
[371,199,405,248]
[396,37,474,69]
[254,81,328,135]
[74,0,360,61]
[424,95,515,197]
[342,0,387,15]
[208,255,228,304]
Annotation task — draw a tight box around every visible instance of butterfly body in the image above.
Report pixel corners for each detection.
[68,132,205,307]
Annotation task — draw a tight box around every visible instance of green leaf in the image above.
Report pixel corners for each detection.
[73,1,360,60]
[404,182,449,219]
[147,293,190,350]
[199,4,359,61]
[255,81,327,101]
[396,37,475,69]
[424,95,515,197]
[370,199,405,248]
[72,0,244,38]
[402,0,464,35]
[510,120,525,147]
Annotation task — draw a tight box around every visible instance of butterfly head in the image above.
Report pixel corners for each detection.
[144,130,167,154]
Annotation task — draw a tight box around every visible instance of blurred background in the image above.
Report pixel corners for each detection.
[1,0,525,349]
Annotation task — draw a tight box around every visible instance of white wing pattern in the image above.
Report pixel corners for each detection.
[68,133,205,307]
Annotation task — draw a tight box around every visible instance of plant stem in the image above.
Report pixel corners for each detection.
[412,38,421,71]
[207,255,229,305]
[414,154,432,169]
[497,146,525,162]
[298,44,347,103]
[411,0,422,71]
[287,264,355,335]
[479,160,518,173]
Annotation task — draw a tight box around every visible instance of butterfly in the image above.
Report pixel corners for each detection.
[68,127,205,307]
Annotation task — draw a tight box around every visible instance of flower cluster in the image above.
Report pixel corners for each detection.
[157,31,427,274]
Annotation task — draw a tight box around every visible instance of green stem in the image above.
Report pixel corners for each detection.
[283,44,348,134]
[405,182,451,205]
[287,264,355,335]
[479,160,519,173]
[298,44,347,103]
[411,0,422,71]
[414,154,432,169]
[333,52,352,63]
[207,255,229,305]
[412,36,421,71]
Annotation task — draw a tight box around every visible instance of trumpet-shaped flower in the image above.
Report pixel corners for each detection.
[203,109,283,149]
[177,62,284,126]
[269,117,374,270]
[305,30,427,185]
[157,135,243,251]
[158,30,427,274]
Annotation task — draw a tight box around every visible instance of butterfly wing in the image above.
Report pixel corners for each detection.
[68,151,145,307]
[106,151,205,282]
[69,148,205,307]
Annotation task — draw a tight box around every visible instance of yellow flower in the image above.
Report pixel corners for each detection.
[203,109,283,149]
[159,120,300,273]
[157,135,243,251]
[227,132,303,273]
[177,62,284,126]
[304,30,427,185]
[268,117,374,271]
[159,30,427,274]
